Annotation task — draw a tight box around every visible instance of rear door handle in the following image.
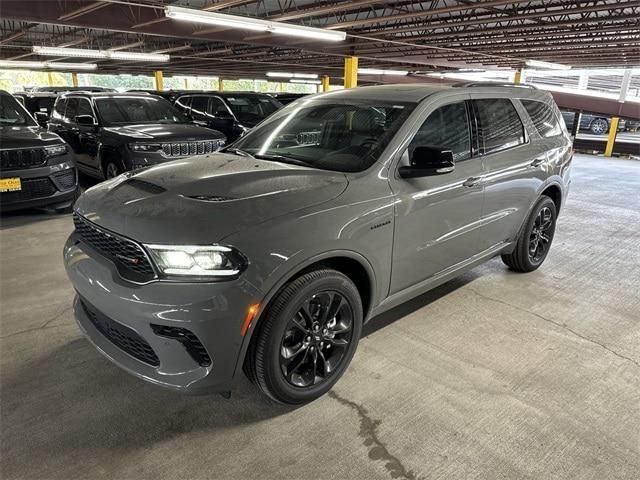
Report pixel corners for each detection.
[463,176,482,187]
[531,157,546,167]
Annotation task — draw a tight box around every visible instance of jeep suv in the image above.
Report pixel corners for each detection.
[48,92,226,179]
[64,84,571,404]
[0,91,78,212]
[173,91,282,142]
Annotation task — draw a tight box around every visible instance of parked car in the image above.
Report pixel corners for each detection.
[33,86,116,93]
[0,90,78,212]
[47,92,227,179]
[561,111,626,135]
[173,91,283,142]
[64,84,571,404]
[126,89,186,103]
[270,92,309,105]
[12,91,59,126]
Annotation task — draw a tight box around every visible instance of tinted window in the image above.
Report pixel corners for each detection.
[76,98,94,117]
[0,94,35,126]
[224,95,282,126]
[231,100,415,172]
[474,99,525,154]
[64,98,79,122]
[521,100,562,138]
[53,98,66,120]
[35,98,56,114]
[209,97,228,116]
[174,96,191,111]
[190,96,209,116]
[409,102,471,162]
[95,96,186,126]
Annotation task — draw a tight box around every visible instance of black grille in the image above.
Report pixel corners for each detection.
[81,299,159,367]
[151,324,212,367]
[0,148,46,169]
[73,213,156,283]
[0,177,56,203]
[161,140,222,157]
[51,169,76,190]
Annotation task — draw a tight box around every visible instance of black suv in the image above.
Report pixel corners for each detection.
[173,92,282,142]
[48,92,227,179]
[0,91,78,212]
[13,91,58,126]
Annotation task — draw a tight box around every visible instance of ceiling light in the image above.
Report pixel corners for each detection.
[32,46,169,62]
[0,60,97,70]
[266,72,318,79]
[290,79,321,85]
[525,60,571,70]
[165,6,346,42]
[358,68,409,76]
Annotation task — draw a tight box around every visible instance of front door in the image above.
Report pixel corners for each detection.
[389,98,484,295]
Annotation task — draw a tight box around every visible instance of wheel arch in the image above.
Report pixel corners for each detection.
[541,183,562,214]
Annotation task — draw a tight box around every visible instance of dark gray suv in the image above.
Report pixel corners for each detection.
[64,84,572,404]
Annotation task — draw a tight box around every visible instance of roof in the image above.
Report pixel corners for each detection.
[309,84,451,102]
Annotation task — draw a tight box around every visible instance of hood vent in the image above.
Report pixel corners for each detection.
[122,178,166,194]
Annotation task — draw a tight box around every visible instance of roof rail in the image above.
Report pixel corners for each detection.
[458,82,538,89]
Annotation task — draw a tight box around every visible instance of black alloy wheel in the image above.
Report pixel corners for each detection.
[279,291,354,388]
[528,206,553,263]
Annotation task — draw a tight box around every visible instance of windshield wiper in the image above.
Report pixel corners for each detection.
[223,147,254,158]
[253,153,315,168]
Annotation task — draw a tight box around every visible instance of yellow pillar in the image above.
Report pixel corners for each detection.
[604,117,619,157]
[344,56,358,89]
[154,70,164,91]
[322,75,330,92]
[71,73,79,87]
[184,77,188,89]
[47,71,54,86]
[218,77,224,92]
[514,69,522,84]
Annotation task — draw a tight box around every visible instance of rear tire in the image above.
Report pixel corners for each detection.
[245,269,362,405]
[501,196,557,272]
[589,118,608,135]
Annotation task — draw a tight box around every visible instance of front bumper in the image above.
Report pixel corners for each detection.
[0,157,77,211]
[64,233,261,394]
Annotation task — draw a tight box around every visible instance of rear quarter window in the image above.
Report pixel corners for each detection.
[521,99,562,138]
[474,98,525,155]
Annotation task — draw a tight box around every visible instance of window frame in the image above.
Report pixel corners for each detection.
[470,98,529,156]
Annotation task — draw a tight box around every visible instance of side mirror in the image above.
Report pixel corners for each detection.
[75,115,97,128]
[399,146,455,178]
[34,111,49,126]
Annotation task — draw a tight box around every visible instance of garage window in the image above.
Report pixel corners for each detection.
[521,100,562,138]
[474,99,525,155]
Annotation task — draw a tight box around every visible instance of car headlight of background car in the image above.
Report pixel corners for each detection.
[129,143,162,152]
[145,244,246,278]
[44,144,67,157]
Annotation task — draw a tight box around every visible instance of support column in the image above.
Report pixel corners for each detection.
[47,71,54,86]
[71,73,79,87]
[218,77,224,92]
[619,69,631,102]
[569,110,581,139]
[184,77,188,89]
[604,117,619,157]
[344,56,358,89]
[322,75,330,92]
[514,68,523,84]
[154,70,164,91]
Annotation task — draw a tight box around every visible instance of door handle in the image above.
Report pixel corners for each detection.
[531,157,546,167]
[463,176,481,188]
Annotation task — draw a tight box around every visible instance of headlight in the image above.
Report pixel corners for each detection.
[145,244,246,278]
[129,143,162,152]
[44,144,67,157]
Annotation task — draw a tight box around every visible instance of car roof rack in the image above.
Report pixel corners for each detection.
[458,82,538,89]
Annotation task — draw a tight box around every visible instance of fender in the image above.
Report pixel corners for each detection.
[230,249,377,380]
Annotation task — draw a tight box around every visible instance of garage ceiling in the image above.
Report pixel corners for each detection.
[0,0,638,79]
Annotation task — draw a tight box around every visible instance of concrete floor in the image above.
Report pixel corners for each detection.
[1,154,639,480]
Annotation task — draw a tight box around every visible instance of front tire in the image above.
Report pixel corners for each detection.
[502,196,557,272]
[104,159,122,179]
[245,269,363,405]
[589,118,608,135]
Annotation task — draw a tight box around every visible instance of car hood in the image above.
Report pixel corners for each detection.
[0,126,65,149]
[75,153,348,244]
[102,123,226,141]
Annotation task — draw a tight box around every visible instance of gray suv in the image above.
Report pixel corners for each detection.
[64,84,572,404]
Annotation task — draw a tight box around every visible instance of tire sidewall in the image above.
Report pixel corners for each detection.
[520,196,557,269]
[260,272,363,404]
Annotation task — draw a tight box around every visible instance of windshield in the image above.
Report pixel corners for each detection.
[230,98,415,172]
[95,96,186,126]
[0,94,36,127]
[225,95,282,126]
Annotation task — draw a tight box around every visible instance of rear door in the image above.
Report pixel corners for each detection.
[389,96,484,294]
[469,96,544,251]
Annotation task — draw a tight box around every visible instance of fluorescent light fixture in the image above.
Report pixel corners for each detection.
[266,72,318,79]
[0,60,97,70]
[33,46,169,62]
[165,6,346,42]
[525,60,571,70]
[290,79,321,85]
[358,68,409,76]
